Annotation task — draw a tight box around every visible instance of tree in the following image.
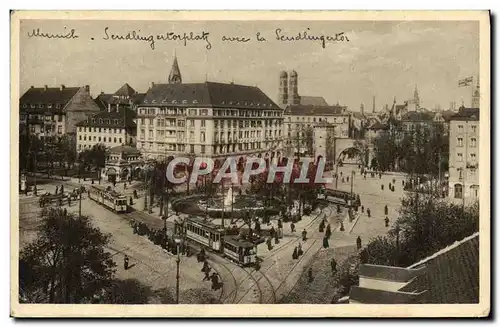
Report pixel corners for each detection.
[19,208,116,303]
[100,279,156,304]
[88,144,107,183]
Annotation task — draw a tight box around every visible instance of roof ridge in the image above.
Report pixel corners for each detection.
[407,232,479,269]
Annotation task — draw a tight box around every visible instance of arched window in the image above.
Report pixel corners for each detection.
[470,185,479,198]
[454,184,463,199]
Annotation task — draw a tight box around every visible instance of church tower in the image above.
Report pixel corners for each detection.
[168,55,182,84]
[413,84,420,111]
[472,78,480,108]
[278,71,288,107]
[287,70,300,105]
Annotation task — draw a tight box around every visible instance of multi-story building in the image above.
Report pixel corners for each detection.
[283,104,351,156]
[448,107,479,201]
[134,57,284,161]
[75,107,136,152]
[94,83,145,112]
[19,85,100,139]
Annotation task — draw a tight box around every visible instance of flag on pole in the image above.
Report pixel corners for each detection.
[458,77,473,87]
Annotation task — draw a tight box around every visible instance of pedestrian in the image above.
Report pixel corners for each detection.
[308,267,313,283]
[298,243,303,256]
[381,184,384,191]
[325,223,332,239]
[337,204,341,214]
[385,216,390,227]
[323,236,329,248]
[347,176,349,183]
[402,180,405,187]
[384,205,388,216]
[340,171,343,177]
[356,236,362,250]
[364,173,367,180]
[203,269,210,281]
[133,190,138,199]
[63,208,67,216]
[211,272,220,290]
[59,197,63,206]
[367,208,371,218]
[270,226,276,239]
[342,177,345,183]
[60,185,64,194]
[389,182,392,190]
[274,233,279,244]
[124,255,130,270]
[277,219,283,238]
[379,173,382,179]
[255,220,261,235]
[290,222,296,233]
[266,237,273,251]
[331,258,337,274]
[302,229,307,242]
[391,185,395,192]
[202,260,209,272]
[361,205,364,213]
[319,219,325,233]
[129,196,133,206]
[55,186,59,194]
[340,221,345,232]
[292,246,298,260]
[392,178,396,184]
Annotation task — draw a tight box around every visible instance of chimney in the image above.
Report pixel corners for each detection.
[30,86,34,89]
[150,82,155,89]
[85,85,90,93]
[44,85,48,91]
[100,91,104,95]
[60,84,65,91]
[372,95,376,113]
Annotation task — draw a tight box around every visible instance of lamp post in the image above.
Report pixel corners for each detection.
[173,234,182,304]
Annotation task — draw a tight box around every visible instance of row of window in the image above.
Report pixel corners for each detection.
[79,135,125,143]
[22,103,62,109]
[79,127,124,134]
[137,107,282,117]
[29,126,63,134]
[21,114,64,122]
[456,137,477,147]
[456,152,477,162]
[453,184,479,199]
[87,118,122,125]
[287,116,346,123]
[456,168,477,180]
[456,124,478,133]
[138,141,266,155]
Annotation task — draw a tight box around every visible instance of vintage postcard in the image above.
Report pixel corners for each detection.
[10,10,490,318]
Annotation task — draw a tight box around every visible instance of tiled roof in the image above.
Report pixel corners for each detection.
[141,82,280,110]
[76,108,136,129]
[114,83,136,97]
[20,86,81,113]
[350,286,424,304]
[95,91,146,107]
[351,112,365,119]
[401,233,479,303]
[450,107,480,121]
[300,96,329,106]
[94,94,113,110]
[359,264,425,283]
[285,104,347,116]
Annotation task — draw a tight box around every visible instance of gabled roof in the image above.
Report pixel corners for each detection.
[141,82,280,110]
[300,96,329,106]
[114,83,137,97]
[285,104,347,116]
[20,86,81,113]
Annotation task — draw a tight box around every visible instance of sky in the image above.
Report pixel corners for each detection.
[19,19,479,111]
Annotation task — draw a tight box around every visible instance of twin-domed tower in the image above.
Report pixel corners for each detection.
[278,70,300,107]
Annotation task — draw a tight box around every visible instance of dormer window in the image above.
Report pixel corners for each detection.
[152,100,156,103]
[56,104,61,109]
[222,101,225,105]
[30,104,35,108]
[114,119,118,124]
[47,104,52,109]
[22,104,27,108]
[172,100,177,104]
[99,119,103,124]
[144,100,148,104]
[193,100,199,104]
[182,100,187,104]
[162,99,168,103]
[38,104,44,108]
[92,119,96,123]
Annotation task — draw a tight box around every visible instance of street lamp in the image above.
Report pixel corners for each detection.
[173,234,182,304]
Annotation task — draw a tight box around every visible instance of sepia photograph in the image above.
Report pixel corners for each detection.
[10,10,490,317]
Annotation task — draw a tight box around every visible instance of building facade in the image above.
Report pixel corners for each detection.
[75,107,137,152]
[448,107,480,201]
[134,58,283,161]
[94,83,146,112]
[20,85,101,139]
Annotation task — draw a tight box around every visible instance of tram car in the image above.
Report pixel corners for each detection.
[88,185,128,213]
[185,216,224,251]
[222,235,257,266]
[184,216,258,266]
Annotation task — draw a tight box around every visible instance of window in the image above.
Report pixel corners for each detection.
[457,153,463,162]
[149,119,154,125]
[189,131,195,141]
[79,135,82,140]
[471,125,477,133]
[214,120,218,128]
[141,118,145,125]
[98,137,101,142]
[458,124,464,133]
[119,138,122,143]
[200,132,206,142]
[99,128,102,133]
[470,153,476,161]
[470,185,479,197]
[103,137,106,142]
[457,137,463,147]
[114,137,117,143]
[454,184,463,199]
[57,126,62,134]
[189,119,194,127]
[189,109,197,115]
[93,136,96,141]
[58,115,63,122]
[201,120,206,128]
[190,145,194,153]
[148,130,153,138]
[79,127,82,132]
[471,138,477,147]
[200,145,206,154]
